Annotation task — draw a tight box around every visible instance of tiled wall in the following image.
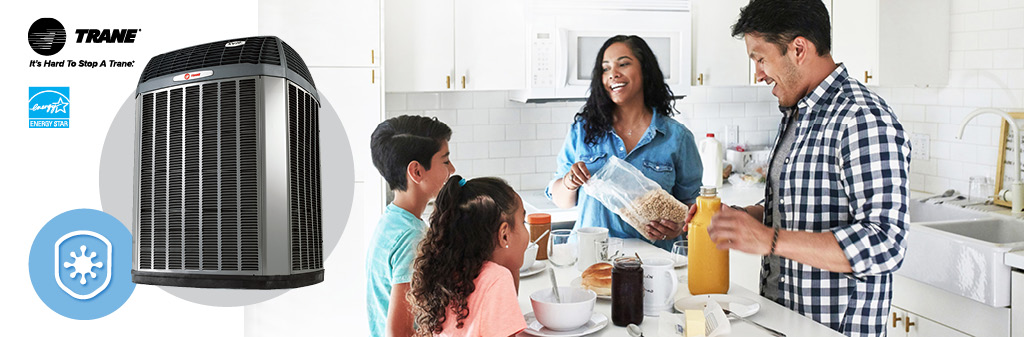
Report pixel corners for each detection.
[385,0,1024,195]
[385,86,780,191]
[878,0,1024,195]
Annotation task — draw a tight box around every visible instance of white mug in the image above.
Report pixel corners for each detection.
[575,227,609,272]
[642,257,678,316]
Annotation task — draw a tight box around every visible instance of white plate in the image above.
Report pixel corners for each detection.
[520,261,547,277]
[673,256,688,268]
[673,294,760,317]
[522,312,608,337]
[568,277,610,300]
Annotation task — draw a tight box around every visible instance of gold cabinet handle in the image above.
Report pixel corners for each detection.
[372,69,375,84]
[905,316,915,333]
[446,76,451,89]
[461,75,466,89]
[698,73,704,85]
[865,70,873,83]
[371,50,375,64]
[891,312,901,328]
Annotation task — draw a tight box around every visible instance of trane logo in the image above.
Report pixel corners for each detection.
[225,41,246,47]
[74,29,140,43]
[172,70,213,82]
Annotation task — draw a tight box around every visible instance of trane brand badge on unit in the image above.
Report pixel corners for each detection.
[172,70,213,82]
[132,36,323,289]
[225,40,245,47]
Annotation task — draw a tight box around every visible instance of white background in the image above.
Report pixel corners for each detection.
[1,1,368,335]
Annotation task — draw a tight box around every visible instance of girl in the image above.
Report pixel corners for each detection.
[408,176,529,337]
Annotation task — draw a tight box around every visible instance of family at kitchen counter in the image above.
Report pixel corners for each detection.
[365,0,911,336]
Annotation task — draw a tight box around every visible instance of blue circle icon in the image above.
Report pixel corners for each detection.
[28,209,135,320]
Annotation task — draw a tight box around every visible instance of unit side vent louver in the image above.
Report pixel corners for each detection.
[288,84,323,271]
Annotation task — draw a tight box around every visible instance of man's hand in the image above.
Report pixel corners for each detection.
[682,203,697,232]
[645,219,683,240]
[706,205,773,255]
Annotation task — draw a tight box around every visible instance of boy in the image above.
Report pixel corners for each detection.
[367,115,454,337]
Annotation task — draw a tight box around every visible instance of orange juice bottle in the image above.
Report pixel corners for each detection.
[688,186,730,294]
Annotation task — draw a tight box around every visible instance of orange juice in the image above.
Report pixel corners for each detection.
[688,186,730,294]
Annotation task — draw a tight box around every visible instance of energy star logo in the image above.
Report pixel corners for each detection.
[29,87,70,128]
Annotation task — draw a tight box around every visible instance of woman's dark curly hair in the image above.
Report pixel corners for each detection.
[408,175,520,336]
[577,35,676,145]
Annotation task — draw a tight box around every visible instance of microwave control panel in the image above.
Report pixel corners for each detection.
[531,32,555,87]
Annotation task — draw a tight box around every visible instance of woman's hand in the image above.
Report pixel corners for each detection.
[561,161,591,191]
[645,219,683,241]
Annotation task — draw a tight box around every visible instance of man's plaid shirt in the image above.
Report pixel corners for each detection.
[761,64,911,337]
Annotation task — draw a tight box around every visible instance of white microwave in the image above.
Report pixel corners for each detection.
[511,0,692,103]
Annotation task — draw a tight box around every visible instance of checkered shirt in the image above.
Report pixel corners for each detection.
[760,64,911,337]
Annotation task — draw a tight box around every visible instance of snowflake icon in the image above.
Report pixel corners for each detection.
[64,245,104,285]
[54,230,112,300]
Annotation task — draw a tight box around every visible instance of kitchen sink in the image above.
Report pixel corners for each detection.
[898,201,1024,307]
[907,199,987,223]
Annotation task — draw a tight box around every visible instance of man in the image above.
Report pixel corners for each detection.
[702,0,911,336]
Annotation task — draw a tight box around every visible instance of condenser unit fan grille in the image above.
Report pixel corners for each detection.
[139,36,282,83]
[288,83,323,271]
[138,78,262,272]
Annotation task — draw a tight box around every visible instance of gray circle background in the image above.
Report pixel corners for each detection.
[100,91,354,307]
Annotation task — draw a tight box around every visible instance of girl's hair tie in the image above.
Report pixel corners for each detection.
[458,178,467,187]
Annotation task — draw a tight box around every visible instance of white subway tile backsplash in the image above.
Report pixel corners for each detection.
[733,117,758,132]
[489,141,520,158]
[756,85,776,102]
[708,88,733,103]
[992,89,1024,107]
[745,102,770,116]
[551,106,581,124]
[522,173,554,190]
[451,125,475,143]
[1009,69,1024,89]
[502,174,522,190]
[474,91,508,108]
[937,88,965,106]
[506,157,536,174]
[693,103,720,118]
[441,92,474,109]
[952,0,979,14]
[407,93,441,110]
[1010,28,1024,48]
[965,11,995,31]
[535,156,558,173]
[912,158,938,176]
[951,32,978,51]
[489,108,520,125]
[936,159,966,179]
[506,124,538,140]
[949,50,966,70]
[473,158,505,175]
[925,106,951,124]
[993,8,1024,29]
[424,110,457,127]
[964,88,994,106]
[993,49,1024,68]
[914,88,941,105]
[965,50,994,69]
[980,0,1011,11]
[550,140,564,156]
[924,175,952,195]
[458,109,489,125]
[891,87,916,104]
[978,31,1009,50]
[909,173,926,191]
[521,140,552,157]
[458,142,489,160]
[685,86,708,103]
[521,108,551,124]
[386,93,407,110]
[537,124,569,139]
[898,105,926,122]
[732,87,758,102]
[473,125,506,141]
[720,103,745,118]
[949,70,981,88]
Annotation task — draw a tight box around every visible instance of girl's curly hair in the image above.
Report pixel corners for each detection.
[407,175,519,336]
[577,35,677,145]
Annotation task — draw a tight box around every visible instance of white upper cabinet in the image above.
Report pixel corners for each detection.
[385,0,526,92]
[831,0,950,87]
[259,0,381,67]
[691,0,750,86]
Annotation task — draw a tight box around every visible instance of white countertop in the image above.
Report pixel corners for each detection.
[515,239,843,337]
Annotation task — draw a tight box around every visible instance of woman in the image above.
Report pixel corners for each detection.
[408,176,529,337]
[548,35,702,251]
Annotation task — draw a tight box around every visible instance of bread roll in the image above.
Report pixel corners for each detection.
[580,262,612,296]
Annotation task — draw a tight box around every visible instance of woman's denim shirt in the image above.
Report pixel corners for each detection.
[546,109,703,251]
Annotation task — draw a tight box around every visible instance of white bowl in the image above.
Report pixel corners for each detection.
[521,242,538,272]
[530,286,596,331]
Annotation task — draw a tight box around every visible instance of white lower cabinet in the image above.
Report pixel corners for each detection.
[889,307,970,337]
[891,275,1011,337]
[1013,270,1023,337]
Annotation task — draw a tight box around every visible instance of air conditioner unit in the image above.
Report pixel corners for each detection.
[132,36,323,289]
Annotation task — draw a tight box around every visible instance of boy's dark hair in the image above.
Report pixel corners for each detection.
[731,0,831,56]
[370,115,452,191]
